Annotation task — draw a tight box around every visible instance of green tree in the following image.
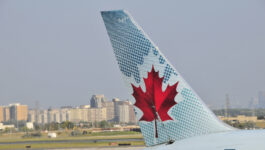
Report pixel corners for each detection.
[99,121,108,128]
[49,122,59,131]
[61,121,74,129]
[34,123,41,131]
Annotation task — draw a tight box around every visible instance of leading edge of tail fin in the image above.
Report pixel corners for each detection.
[101,10,233,146]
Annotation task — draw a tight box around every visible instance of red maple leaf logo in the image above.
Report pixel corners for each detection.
[131,66,179,138]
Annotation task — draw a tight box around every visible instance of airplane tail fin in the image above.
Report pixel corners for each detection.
[101,10,233,147]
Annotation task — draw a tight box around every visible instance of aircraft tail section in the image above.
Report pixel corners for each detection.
[101,10,233,147]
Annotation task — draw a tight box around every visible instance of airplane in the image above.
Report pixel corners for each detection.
[101,10,265,150]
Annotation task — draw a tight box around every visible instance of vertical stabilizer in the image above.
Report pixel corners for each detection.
[101,10,233,147]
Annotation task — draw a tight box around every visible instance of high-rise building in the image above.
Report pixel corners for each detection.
[9,103,28,122]
[90,95,107,108]
[9,105,16,122]
[0,106,3,122]
[87,107,107,123]
[28,109,36,123]
[3,107,10,122]
[39,110,48,124]
[103,101,115,121]
[69,108,89,123]
[129,104,137,124]
[60,108,70,122]
[113,98,120,122]
[118,104,130,123]
[48,109,61,123]
[112,99,134,123]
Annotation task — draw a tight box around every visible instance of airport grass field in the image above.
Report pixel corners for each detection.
[0,131,145,149]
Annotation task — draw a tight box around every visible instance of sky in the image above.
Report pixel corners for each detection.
[0,0,265,109]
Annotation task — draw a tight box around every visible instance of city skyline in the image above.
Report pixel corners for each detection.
[0,94,133,110]
[0,1,265,109]
[1,91,265,110]
[1,93,265,126]
[0,94,137,125]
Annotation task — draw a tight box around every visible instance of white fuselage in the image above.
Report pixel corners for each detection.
[148,130,265,150]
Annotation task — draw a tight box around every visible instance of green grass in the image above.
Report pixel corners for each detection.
[0,134,143,143]
[87,131,140,136]
[0,131,143,143]
[0,141,145,150]
[0,131,145,149]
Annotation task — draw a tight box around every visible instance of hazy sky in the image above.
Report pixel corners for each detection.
[0,0,265,109]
